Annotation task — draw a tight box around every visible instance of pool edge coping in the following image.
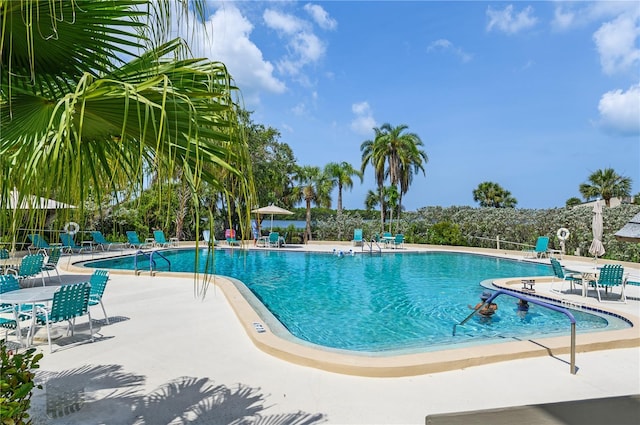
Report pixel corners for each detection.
[64,245,640,377]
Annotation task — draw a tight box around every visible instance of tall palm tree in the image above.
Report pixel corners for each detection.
[360,123,426,231]
[0,1,253,263]
[472,182,517,208]
[324,161,363,214]
[293,166,331,243]
[579,168,632,207]
[361,127,390,230]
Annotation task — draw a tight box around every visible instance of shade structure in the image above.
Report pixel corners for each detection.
[614,212,640,243]
[1,189,76,210]
[251,205,293,231]
[588,200,605,259]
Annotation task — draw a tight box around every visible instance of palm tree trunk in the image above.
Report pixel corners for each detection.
[305,199,312,243]
[379,187,385,232]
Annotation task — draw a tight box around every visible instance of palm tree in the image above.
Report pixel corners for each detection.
[324,162,363,214]
[0,1,253,261]
[473,182,517,208]
[579,168,632,207]
[293,166,331,243]
[360,126,388,230]
[361,123,426,231]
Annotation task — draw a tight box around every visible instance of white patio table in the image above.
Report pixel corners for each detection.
[565,265,602,297]
[0,286,58,346]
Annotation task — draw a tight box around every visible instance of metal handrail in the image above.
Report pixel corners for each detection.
[453,289,577,374]
[363,238,382,253]
[150,250,171,273]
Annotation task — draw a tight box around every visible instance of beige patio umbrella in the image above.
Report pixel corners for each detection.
[588,200,605,260]
[251,204,293,232]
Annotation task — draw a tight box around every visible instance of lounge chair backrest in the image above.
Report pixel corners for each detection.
[353,229,363,240]
[91,231,108,244]
[60,233,79,248]
[269,232,279,243]
[126,231,141,245]
[0,249,8,259]
[18,254,44,278]
[47,247,62,265]
[153,230,171,245]
[598,265,624,286]
[535,236,549,252]
[89,270,109,299]
[203,230,210,243]
[44,282,91,324]
[28,234,50,248]
[550,258,564,278]
[395,234,404,243]
[0,275,21,293]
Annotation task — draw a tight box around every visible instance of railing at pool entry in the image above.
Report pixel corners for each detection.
[133,250,171,275]
[363,238,382,254]
[453,289,577,374]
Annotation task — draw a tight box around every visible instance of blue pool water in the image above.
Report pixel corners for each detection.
[85,249,629,353]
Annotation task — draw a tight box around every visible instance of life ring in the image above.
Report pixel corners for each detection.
[64,221,80,235]
[557,227,570,241]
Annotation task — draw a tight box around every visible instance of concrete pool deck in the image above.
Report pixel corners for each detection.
[8,242,639,424]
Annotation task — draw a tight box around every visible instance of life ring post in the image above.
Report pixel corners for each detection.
[557,227,570,241]
[64,221,80,235]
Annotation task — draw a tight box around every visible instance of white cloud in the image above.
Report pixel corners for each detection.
[597,84,640,136]
[350,102,377,136]
[304,4,337,31]
[263,9,305,35]
[264,8,327,77]
[552,1,639,30]
[593,13,640,75]
[181,5,285,106]
[486,5,538,34]
[427,39,472,63]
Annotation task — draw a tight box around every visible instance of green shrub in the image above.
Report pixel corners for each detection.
[0,341,43,425]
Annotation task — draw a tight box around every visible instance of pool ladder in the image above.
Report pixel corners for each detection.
[363,238,382,254]
[134,250,171,275]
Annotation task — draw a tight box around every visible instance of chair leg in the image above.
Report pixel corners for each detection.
[99,300,109,325]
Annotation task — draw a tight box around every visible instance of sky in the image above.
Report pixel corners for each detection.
[177,1,639,211]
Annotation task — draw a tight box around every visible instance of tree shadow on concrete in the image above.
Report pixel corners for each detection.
[32,365,326,425]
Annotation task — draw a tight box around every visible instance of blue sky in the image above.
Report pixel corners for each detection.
[180,1,639,210]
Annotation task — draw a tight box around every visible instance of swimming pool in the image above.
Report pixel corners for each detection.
[85,249,630,354]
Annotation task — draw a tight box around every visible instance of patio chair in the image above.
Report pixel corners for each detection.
[352,229,363,247]
[91,231,120,251]
[391,234,405,249]
[6,254,45,287]
[59,233,87,254]
[153,230,178,248]
[225,229,240,246]
[523,236,549,259]
[126,231,152,249]
[587,264,626,303]
[268,232,280,248]
[549,258,581,294]
[0,273,44,315]
[42,247,62,283]
[31,282,93,353]
[27,234,54,254]
[0,282,33,341]
[0,248,9,259]
[87,270,110,324]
